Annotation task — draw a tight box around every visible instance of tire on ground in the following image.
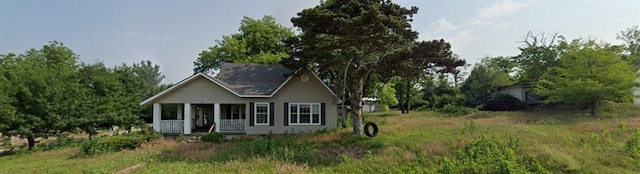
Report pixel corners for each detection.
[364,122,378,137]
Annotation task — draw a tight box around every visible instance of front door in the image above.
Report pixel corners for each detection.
[194,105,214,129]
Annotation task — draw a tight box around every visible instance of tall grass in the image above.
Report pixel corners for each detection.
[2,103,640,173]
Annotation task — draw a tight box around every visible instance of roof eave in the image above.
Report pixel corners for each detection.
[140,73,244,105]
[269,67,342,103]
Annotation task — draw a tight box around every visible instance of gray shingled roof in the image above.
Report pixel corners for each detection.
[214,62,296,95]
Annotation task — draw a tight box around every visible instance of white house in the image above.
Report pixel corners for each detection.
[140,63,341,135]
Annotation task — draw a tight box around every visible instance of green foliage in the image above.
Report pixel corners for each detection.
[625,128,640,154]
[438,135,549,174]
[141,129,163,142]
[0,42,165,150]
[208,136,313,164]
[437,104,478,115]
[376,82,398,111]
[0,41,85,150]
[337,113,353,129]
[81,136,143,155]
[460,57,514,106]
[384,40,467,113]
[483,94,526,111]
[77,62,144,136]
[393,78,424,112]
[5,109,640,173]
[194,15,295,73]
[513,32,564,83]
[81,132,159,155]
[113,60,167,123]
[617,25,640,68]
[176,133,187,143]
[421,75,466,109]
[200,132,225,143]
[288,0,421,134]
[37,135,86,151]
[535,39,637,115]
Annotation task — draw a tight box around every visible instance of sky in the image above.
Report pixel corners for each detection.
[1,0,639,83]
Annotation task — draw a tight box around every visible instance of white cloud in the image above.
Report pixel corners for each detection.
[478,0,528,19]
[419,1,527,60]
[431,18,459,33]
[448,29,475,49]
[470,20,509,29]
[419,18,474,55]
[421,17,459,40]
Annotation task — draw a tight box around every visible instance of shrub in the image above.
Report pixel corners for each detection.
[337,113,353,129]
[81,133,157,155]
[209,136,312,164]
[437,135,549,173]
[437,104,478,115]
[38,135,85,151]
[625,128,640,154]
[141,129,163,142]
[176,133,187,143]
[200,132,225,143]
[483,94,526,111]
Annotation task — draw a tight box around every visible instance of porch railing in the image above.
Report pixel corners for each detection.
[220,119,245,133]
[160,120,184,133]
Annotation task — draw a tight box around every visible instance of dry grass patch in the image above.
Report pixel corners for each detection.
[157,142,221,162]
[308,130,350,143]
[274,162,310,174]
[312,142,370,164]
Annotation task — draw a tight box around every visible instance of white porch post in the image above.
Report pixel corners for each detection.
[153,103,161,132]
[191,105,196,128]
[184,103,192,134]
[214,103,221,132]
[177,105,183,120]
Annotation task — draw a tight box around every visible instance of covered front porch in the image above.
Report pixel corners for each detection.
[152,103,247,134]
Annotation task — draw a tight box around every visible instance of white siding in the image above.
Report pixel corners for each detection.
[150,68,338,135]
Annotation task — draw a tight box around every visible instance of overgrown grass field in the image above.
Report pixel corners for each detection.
[2,103,640,173]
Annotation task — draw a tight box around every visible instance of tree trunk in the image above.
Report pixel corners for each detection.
[27,136,35,151]
[404,79,411,114]
[351,77,365,135]
[590,101,598,116]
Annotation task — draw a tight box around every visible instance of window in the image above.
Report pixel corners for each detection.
[254,103,269,125]
[289,103,321,125]
[231,104,246,119]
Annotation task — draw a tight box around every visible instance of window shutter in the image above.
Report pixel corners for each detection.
[284,102,289,126]
[269,102,275,126]
[321,103,326,126]
[249,102,254,126]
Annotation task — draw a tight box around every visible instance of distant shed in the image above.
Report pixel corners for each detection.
[496,84,542,105]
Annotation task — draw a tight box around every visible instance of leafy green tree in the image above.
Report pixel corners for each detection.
[513,32,563,83]
[288,0,419,134]
[460,57,514,107]
[0,54,17,136]
[535,40,637,115]
[617,25,640,68]
[393,77,424,111]
[0,41,84,150]
[114,61,167,123]
[422,74,465,109]
[381,40,466,113]
[376,82,398,111]
[194,15,295,73]
[77,62,142,136]
[132,60,167,98]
